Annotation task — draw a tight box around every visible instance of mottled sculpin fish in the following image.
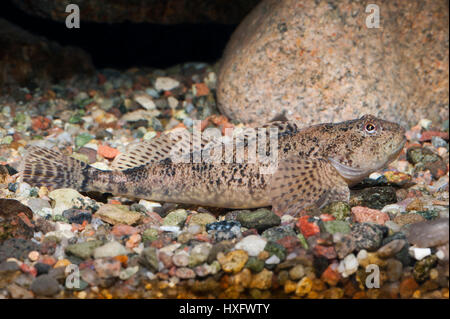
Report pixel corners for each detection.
[21,114,406,216]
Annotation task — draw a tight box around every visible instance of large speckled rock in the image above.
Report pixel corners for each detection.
[217,0,449,126]
[0,19,93,88]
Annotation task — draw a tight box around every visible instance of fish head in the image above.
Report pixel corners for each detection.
[327,114,406,184]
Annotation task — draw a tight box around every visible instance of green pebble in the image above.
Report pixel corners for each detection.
[264,241,286,261]
[236,208,281,231]
[29,187,39,197]
[0,136,13,145]
[415,210,438,220]
[65,240,104,260]
[245,257,265,273]
[52,215,69,223]
[297,234,309,249]
[142,228,159,242]
[321,220,351,234]
[163,209,188,227]
[75,133,94,148]
[321,201,351,220]
[413,255,438,282]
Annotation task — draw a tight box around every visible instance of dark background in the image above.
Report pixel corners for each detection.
[0,1,237,69]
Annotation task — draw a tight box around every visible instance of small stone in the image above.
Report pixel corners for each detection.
[399,277,419,298]
[321,202,351,220]
[386,259,403,282]
[384,221,401,233]
[217,250,248,274]
[94,258,121,278]
[111,224,138,237]
[377,239,406,258]
[163,209,188,227]
[62,209,92,225]
[188,213,216,226]
[288,265,305,280]
[351,223,386,251]
[142,228,159,242]
[406,198,424,212]
[189,243,212,267]
[48,189,98,216]
[265,254,281,265]
[350,187,397,210]
[95,204,141,225]
[140,247,159,272]
[296,216,320,238]
[134,94,156,110]
[409,247,432,261]
[351,206,390,225]
[245,256,265,273]
[97,144,120,159]
[295,277,313,297]
[28,251,39,262]
[236,208,281,231]
[65,240,104,260]
[249,268,272,290]
[7,283,34,299]
[322,220,351,234]
[235,235,267,257]
[175,267,196,279]
[75,133,94,148]
[337,254,358,278]
[173,250,189,267]
[407,218,449,248]
[154,77,180,91]
[394,213,426,226]
[321,263,341,286]
[30,274,60,297]
[93,241,129,259]
[264,241,286,261]
[313,245,337,260]
[413,255,438,282]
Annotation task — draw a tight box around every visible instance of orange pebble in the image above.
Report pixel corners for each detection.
[98,144,120,159]
[54,259,71,268]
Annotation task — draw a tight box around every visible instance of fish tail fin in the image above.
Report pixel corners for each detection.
[20,146,93,191]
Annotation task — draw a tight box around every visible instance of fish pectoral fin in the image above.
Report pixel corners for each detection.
[270,157,350,217]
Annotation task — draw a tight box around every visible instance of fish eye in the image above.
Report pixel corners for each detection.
[365,122,376,133]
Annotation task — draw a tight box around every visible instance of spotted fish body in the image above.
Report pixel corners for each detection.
[22,115,406,216]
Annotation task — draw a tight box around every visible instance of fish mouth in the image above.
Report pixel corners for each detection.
[328,136,406,184]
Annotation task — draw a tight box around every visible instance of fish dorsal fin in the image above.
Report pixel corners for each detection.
[261,121,301,137]
[270,157,350,216]
[111,128,219,171]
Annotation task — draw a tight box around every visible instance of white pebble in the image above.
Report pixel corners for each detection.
[160,225,181,234]
[138,199,162,212]
[409,247,432,260]
[235,235,267,257]
[135,95,156,110]
[154,77,180,91]
[381,204,403,215]
[419,119,432,130]
[436,250,445,260]
[338,254,359,278]
[167,96,179,109]
[356,249,368,261]
[265,255,281,265]
[369,172,383,180]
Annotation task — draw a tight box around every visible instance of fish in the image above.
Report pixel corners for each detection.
[20,114,406,216]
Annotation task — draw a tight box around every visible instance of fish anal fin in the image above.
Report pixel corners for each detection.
[270,157,349,217]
